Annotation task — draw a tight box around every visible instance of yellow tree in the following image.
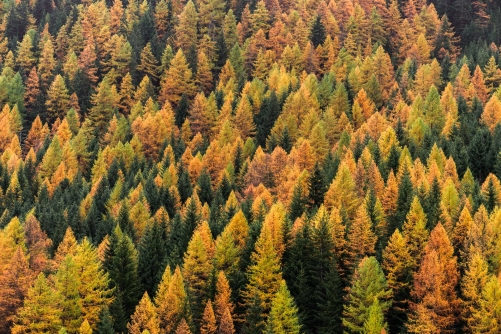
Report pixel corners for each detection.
[159,49,195,107]
[481,95,501,132]
[46,75,70,121]
[127,292,161,334]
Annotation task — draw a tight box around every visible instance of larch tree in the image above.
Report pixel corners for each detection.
[265,280,301,334]
[46,75,70,122]
[481,95,501,132]
[407,223,460,333]
[182,230,213,326]
[242,224,283,329]
[200,300,217,334]
[137,43,159,80]
[218,307,235,334]
[37,39,56,87]
[346,206,378,270]
[159,49,195,107]
[127,292,161,334]
[12,273,62,334]
[53,255,82,333]
[155,266,190,333]
[342,257,392,333]
[0,247,33,332]
[74,238,113,329]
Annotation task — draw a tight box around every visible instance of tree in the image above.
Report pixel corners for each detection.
[155,266,189,333]
[16,34,35,74]
[89,78,118,132]
[308,163,326,209]
[137,43,159,80]
[74,238,113,329]
[38,39,56,87]
[382,229,412,332]
[243,224,283,328]
[363,298,387,334]
[461,252,489,330]
[469,275,501,333]
[104,225,140,332]
[54,255,82,333]
[342,257,392,333]
[401,196,429,273]
[265,281,301,334]
[176,1,199,52]
[46,75,70,122]
[127,292,160,334]
[12,273,61,334]
[182,230,213,325]
[175,318,192,334]
[200,300,217,334]
[408,223,460,333]
[0,247,33,332]
[481,95,501,133]
[218,307,235,334]
[159,49,195,107]
[232,95,255,138]
[196,51,213,95]
[346,206,378,270]
[214,271,234,326]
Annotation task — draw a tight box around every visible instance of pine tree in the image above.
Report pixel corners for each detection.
[214,271,234,326]
[308,163,326,209]
[469,275,501,333]
[175,318,192,334]
[89,78,118,133]
[346,206,377,270]
[182,230,213,325]
[38,39,56,87]
[74,238,113,329]
[176,1,199,52]
[155,266,189,333]
[16,34,35,75]
[382,229,412,332]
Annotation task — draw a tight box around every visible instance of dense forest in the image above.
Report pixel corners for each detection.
[2,0,501,332]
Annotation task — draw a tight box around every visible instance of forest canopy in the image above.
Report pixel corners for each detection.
[1,0,501,333]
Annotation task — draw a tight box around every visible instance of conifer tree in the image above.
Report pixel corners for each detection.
[408,223,460,333]
[137,43,159,80]
[243,224,283,328]
[343,257,392,333]
[218,307,235,334]
[127,292,161,334]
[0,247,33,332]
[46,75,70,122]
[54,255,82,333]
[104,225,140,332]
[159,49,195,107]
[200,300,217,334]
[182,230,213,325]
[12,273,62,334]
[265,281,301,334]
